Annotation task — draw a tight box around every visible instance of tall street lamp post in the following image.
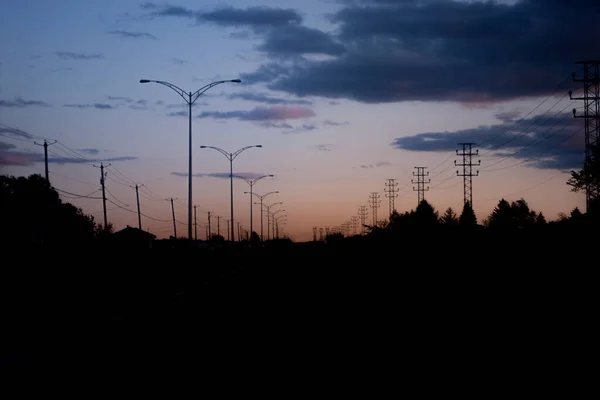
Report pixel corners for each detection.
[251,191,279,241]
[139,78,241,241]
[239,174,274,237]
[260,201,283,240]
[200,145,262,242]
[271,209,286,239]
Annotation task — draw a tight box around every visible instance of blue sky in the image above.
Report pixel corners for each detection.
[1,0,597,241]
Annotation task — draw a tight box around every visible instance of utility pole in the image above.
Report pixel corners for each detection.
[207,211,212,239]
[455,143,480,208]
[216,216,222,237]
[237,221,241,242]
[570,61,600,212]
[170,198,177,238]
[194,205,198,240]
[226,219,230,241]
[93,162,111,231]
[412,167,430,206]
[313,227,317,241]
[130,184,144,230]
[368,192,381,226]
[206,225,209,241]
[358,206,368,235]
[33,139,56,183]
[384,178,399,218]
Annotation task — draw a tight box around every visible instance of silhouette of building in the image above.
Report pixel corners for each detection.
[113,226,156,249]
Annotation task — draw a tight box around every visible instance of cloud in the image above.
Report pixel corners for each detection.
[0,97,51,108]
[323,120,349,126]
[259,122,294,129]
[48,156,138,165]
[391,114,585,170]
[359,161,392,169]
[171,171,268,180]
[108,96,133,102]
[63,103,115,110]
[0,126,32,139]
[172,58,187,64]
[0,145,41,166]
[56,51,104,60]
[142,3,301,29]
[77,148,100,155]
[196,106,315,121]
[311,144,335,151]
[228,91,313,105]
[240,0,600,104]
[107,30,158,40]
[283,123,318,134]
[256,25,346,57]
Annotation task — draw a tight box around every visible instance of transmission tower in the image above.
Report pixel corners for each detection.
[570,61,600,212]
[368,192,381,226]
[350,216,359,235]
[325,227,330,236]
[319,228,324,241]
[384,178,399,218]
[313,226,317,241]
[411,167,430,206]
[455,143,480,207]
[358,206,368,234]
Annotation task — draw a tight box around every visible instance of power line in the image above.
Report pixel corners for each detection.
[54,188,102,200]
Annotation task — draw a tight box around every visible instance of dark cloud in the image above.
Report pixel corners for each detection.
[172,58,187,64]
[0,97,51,108]
[391,114,585,170]
[142,3,301,29]
[107,30,158,40]
[360,161,392,168]
[48,156,138,164]
[196,106,315,121]
[63,103,115,110]
[228,91,312,105]
[240,0,600,104]
[0,125,32,139]
[77,148,100,155]
[171,171,267,180]
[256,25,346,57]
[108,96,133,102]
[56,51,104,60]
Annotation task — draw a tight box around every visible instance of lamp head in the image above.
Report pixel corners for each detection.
[231,79,242,83]
[255,144,263,148]
[200,145,207,148]
[139,79,150,83]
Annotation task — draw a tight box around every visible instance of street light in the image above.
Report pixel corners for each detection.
[239,174,274,238]
[275,215,287,239]
[260,201,283,240]
[200,145,262,242]
[139,78,240,240]
[271,209,286,239]
[251,191,279,241]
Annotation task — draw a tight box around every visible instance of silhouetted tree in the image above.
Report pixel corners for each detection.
[459,202,477,226]
[487,199,514,228]
[250,231,260,243]
[0,174,96,244]
[440,207,458,225]
[567,144,599,196]
[535,212,547,225]
[413,200,439,227]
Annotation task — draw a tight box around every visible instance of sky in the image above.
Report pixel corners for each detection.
[1,0,599,241]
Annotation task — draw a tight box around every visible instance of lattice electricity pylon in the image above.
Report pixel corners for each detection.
[455,143,480,207]
[384,178,399,218]
[358,206,368,234]
[570,60,600,211]
[368,193,381,226]
[411,167,430,206]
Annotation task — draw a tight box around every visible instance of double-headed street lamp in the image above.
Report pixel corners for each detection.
[200,145,262,242]
[239,174,274,237]
[275,215,287,239]
[139,78,241,240]
[251,191,279,241]
[271,209,286,239]
[259,201,283,240]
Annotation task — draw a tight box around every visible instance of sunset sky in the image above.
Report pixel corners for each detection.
[1,0,598,241]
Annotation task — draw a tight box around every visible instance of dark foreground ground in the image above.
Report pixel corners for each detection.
[1,230,594,393]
